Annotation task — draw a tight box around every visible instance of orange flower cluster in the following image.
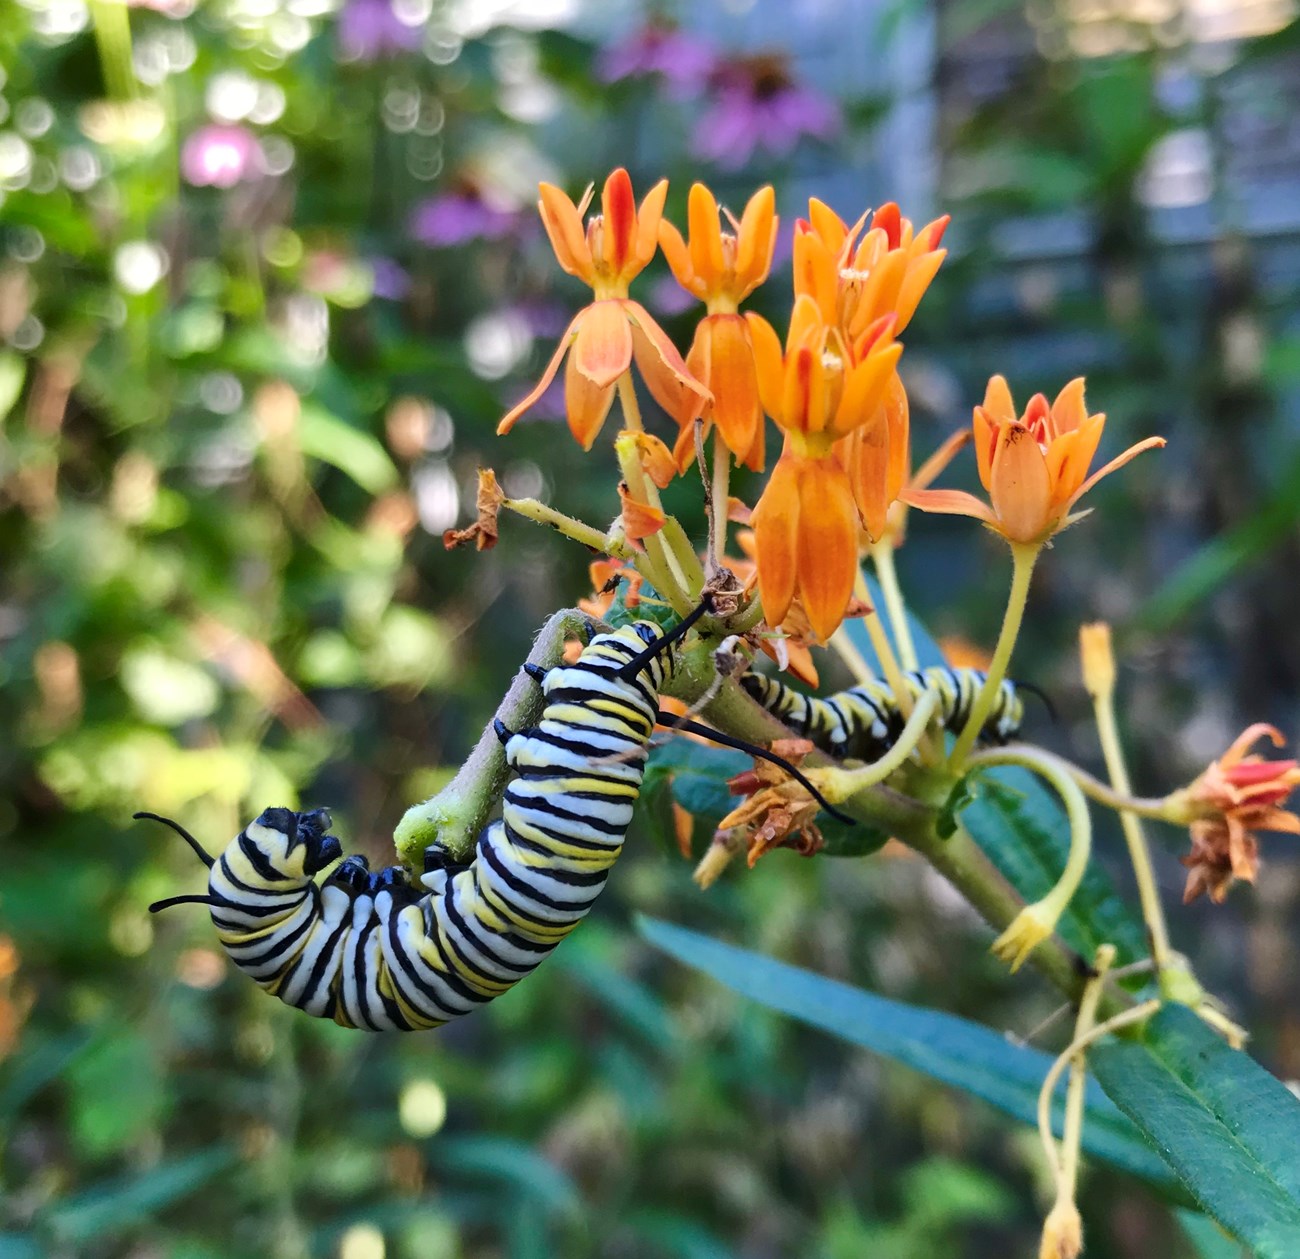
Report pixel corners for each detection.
[1180,724,1300,904]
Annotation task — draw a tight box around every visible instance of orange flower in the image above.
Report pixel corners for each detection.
[1179,724,1300,904]
[794,199,948,342]
[659,184,778,470]
[841,368,909,542]
[748,298,901,639]
[904,376,1165,546]
[497,169,710,449]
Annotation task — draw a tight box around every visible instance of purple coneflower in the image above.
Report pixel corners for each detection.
[410,185,520,247]
[597,22,717,99]
[693,54,839,170]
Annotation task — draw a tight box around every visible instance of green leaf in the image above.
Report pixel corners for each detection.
[1092,1004,1300,1257]
[646,740,750,824]
[639,917,1181,1198]
[44,1147,237,1244]
[1178,1210,1249,1259]
[962,768,1148,964]
[297,400,399,495]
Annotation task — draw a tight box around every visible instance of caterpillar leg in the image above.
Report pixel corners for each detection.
[523,662,548,683]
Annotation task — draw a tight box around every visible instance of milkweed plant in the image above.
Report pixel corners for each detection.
[424,168,1300,1258]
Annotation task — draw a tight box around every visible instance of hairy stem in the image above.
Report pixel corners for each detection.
[871,539,918,671]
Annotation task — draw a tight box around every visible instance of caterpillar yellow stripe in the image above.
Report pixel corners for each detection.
[740,666,1024,761]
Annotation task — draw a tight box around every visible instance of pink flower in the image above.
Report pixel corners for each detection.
[410,189,520,247]
[181,124,261,189]
[597,23,718,99]
[337,0,423,61]
[693,54,839,170]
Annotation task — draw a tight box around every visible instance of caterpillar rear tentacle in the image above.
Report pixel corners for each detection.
[740,666,1026,762]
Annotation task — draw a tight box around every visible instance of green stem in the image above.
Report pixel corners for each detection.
[89,0,137,101]
[1092,687,1174,973]
[950,541,1040,767]
[502,496,629,556]
[871,539,917,671]
[817,689,939,801]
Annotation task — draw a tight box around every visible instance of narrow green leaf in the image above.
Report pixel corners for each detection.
[44,1147,237,1244]
[639,917,1181,1198]
[962,768,1148,964]
[1092,1004,1300,1257]
[298,401,399,495]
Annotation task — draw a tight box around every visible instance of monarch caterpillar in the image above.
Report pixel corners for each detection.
[140,602,846,1031]
[740,666,1026,762]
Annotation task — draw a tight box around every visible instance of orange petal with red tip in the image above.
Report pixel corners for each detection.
[658,218,702,298]
[564,351,617,449]
[750,451,801,629]
[687,183,726,290]
[900,486,997,525]
[989,424,1052,542]
[921,215,950,249]
[982,375,1016,423]
[634,179,668,272]
[873,202,902,249]
[624,300,711,424]
[1070,435,1166,507]
[497,312,583,435]
[600,168,638,280]
[745,312,784,419]
[795,458,859,641]
[783,345,817,437]
[538,183,594,283]
[570,300,634,388]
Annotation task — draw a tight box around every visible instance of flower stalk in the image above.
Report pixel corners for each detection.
[870,538,918,671]
[950,540,1039,768]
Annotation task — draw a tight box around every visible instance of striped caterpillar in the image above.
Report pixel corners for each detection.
[740,666,1025,761]
[141,603,845,1031]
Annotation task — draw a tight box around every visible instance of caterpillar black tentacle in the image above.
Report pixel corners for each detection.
[740,667,1025,762]
[141,606,778,1032]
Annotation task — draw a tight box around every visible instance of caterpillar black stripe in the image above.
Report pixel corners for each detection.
[740,666,1024,762]
[140,603,849,1031]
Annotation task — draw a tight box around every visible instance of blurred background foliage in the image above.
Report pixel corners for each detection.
[0,0,1297,1255]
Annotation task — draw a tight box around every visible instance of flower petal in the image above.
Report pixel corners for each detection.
[601,167,638,279]
[982,374,1016,424]
[687,182,726,292]
[633,178,669,275]
[1046,412,1105,504]
[750,450,801,629]
[564,351,617,449]
[571,301,634,388]
[792,226,838,324]
[1051,377,1089,434]
[806,197,848,252]
[1069,435,1166,507]
[658,218,702,298]
[497,312,583,435]
[734,184,776,297]
[795,458,859,641]
[624,300,711,424]
[695,314,761,465]
[893,247,946,334]
[900,487,997,525]
[618,480,667,541]
[990,423,1052,543]
[745,312,784,419]
[538,183,594,283]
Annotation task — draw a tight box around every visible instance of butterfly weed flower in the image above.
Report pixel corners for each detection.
[904,375,1164,547]
[497,168,710,450]
[658,182,778,473]
[1172,724,1300,904]
[748,297,902,641]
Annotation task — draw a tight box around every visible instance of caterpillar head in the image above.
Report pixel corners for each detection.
[246,807,343,877]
